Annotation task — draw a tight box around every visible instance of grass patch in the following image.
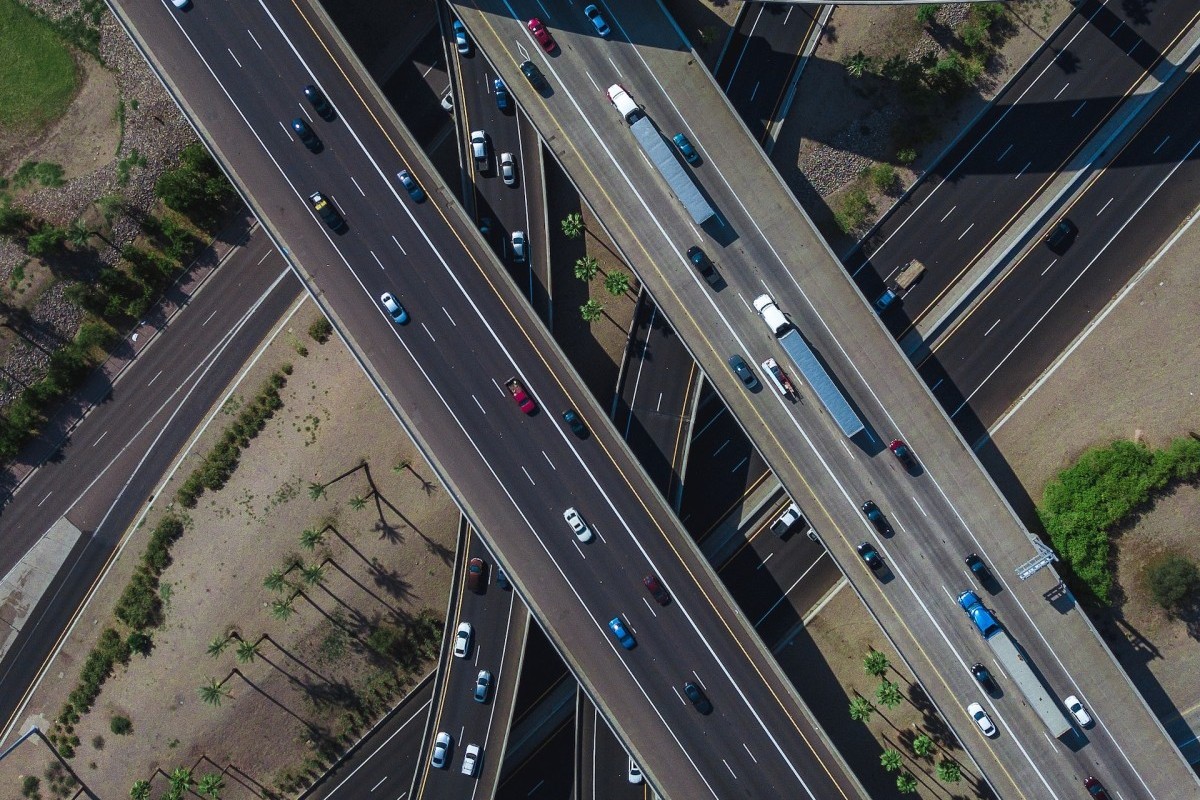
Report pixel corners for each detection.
[0,0,79,133]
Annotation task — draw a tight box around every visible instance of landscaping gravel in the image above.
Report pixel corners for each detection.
[1,4,195,410]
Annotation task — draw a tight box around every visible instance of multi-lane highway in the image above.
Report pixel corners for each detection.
[453,0,1196,797]
[854,0,1200,338]
[923,64,1200,434]
[113,1,863,797]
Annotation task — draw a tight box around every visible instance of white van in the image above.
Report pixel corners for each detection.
[752,294,789,335]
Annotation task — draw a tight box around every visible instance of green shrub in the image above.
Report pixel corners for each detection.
[154,143,235,229]
[868,163,897,193]
[1146,555,1199,611]
[308,317,333,343]
[127,631,153,656]
[916,4,938,25]
[834,187,874,234]
[114,567,160,630]
[109,715,132,735]
[1039,437,1200,603]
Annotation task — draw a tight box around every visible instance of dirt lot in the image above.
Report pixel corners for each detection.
[991,216,1200,728]
[0,297,459,798]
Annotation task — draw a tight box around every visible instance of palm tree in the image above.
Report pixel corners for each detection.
[197,773,225,798]
[604,271,630,297]
[67,219,93,248]
[264,569,288,593]
[561,212,583,239]
[896,772,918,794]
[130,779,152,800]
[271,597,296,621]
[198,678,231,707]
[876,679,903,709]
[169,767,193,793]
[236,639,259,664]
[845,50,872,78]
[392,459,411,474]
[301,564,326,586]
[574,255,599,282]
[308,482,326,501]
[349,495,367,511]
[848,696,875,722]
[299,528,324,550]
[864,649,889,678]
[911,733,934,757]
[880,748,902,772]
[207,635,231,658]
[936,759,961,783]
[580,299,604,323]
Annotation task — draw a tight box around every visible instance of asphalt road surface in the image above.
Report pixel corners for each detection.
[116,1,860,797]
[924,65,1200,439]
[854,0,1200,338]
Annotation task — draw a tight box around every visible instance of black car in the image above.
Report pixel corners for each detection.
[308,191,346,233]
[520,59,549,91]
[687,246,719,287]
[1044,218,1077,253]
[856,541,883,571]
[303,84,335,121]
[861,501,894,537]
[965,553,993,583]
[562,408,587,437]
[728,355,759,390]
[684,681,712,715]
[291,118,322,153]
[971,662,998,692]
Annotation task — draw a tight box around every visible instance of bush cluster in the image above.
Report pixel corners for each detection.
[155,143,236,229]
[176,370,287,508]
[1039,438,1200,604]
[0,321,118,459]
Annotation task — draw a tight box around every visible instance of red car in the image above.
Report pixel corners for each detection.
[888,438,916,469]
[527,17,556,52]
[1083,778,1109,800]
[505,378,537,415]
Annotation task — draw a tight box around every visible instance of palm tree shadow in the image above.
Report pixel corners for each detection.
[225,667,318,733]
[371,493,453,566]
[321,556,403,616]
[370,559,416,603]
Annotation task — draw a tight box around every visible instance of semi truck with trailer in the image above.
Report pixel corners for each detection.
[752,294,865,438]
[606,84,715,225]
[958,591,1072,737]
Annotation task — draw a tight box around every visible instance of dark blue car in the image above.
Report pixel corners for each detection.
[494,79,510,111]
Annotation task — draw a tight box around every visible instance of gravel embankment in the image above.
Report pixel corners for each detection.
[1,4,195,410]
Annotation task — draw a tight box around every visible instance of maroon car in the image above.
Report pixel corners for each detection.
[888,438,916,469]
[643,574,670,605]
[527,17,556,52]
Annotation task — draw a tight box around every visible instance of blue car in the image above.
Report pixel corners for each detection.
[452,20,471,55]
[291,118,322,153]
[494,79,510,111]
[608,616,636,650]
[396,169,424,202]
[584,4,611,37]
[380,292,409,325]
[673,133,699,164]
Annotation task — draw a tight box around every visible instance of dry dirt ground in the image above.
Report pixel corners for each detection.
[991,215,1200,731]
[0,297,459,798]
[773,1,1068,248]
[788,586,984,800]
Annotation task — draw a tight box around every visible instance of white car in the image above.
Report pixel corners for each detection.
[1064,695,1092,727]
[461,743,480,777]
[454,621,473,658]
[510,230,527,263]
[470,130,488,170]
[430,731,452,768]
[500,152,517,186]
[172,0,190,8]
[563,507,593,542]
[627,756,643,784]
[379,292,408,325]
[967,702,996,737]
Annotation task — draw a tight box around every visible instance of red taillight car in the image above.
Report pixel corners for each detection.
[643,574,670,605]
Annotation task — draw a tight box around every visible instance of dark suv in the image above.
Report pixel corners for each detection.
[971,662,998,692]
[520,60,548,92]
[1044,218,1077,253]
[687,246,720,287]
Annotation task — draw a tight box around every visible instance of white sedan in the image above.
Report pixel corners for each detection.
[967,702,997,737]
[1064,695,1092,727]
[453,621,473,658]
[563,507,593,542]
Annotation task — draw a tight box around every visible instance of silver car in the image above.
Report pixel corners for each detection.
[511,230,527,263]
[500,152,517,186]
[430,731,452,768]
